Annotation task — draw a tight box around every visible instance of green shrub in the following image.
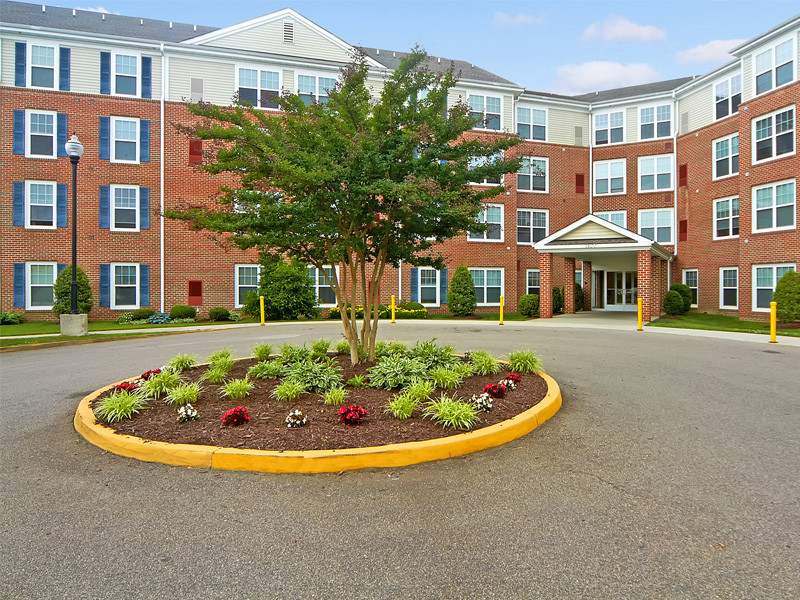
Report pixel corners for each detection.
[518,294,539,317]
[52,266,93,316]
[448,265,477,317]
[663,290,685,316]
[0,311,24,325]
[166,353,198,373]
[221,378,253,400]
[115,312,133,324]
[553,286,564,314]
[208,307,231,322]
[575,283,585,312]
[508,350,543,374]
[428,367,461,389]
[139,370,182,398]
[311,339,331,358]
[244,259,318,320]
[93,390,147,423]
[410,339,460,369]
[284,358,343,392]
[346,374,369,388]
[670,283,692,314]
[773,270,800,323]
[171,318,196,324]
[248,360,285,379]
[202,366,229,384]
[403,301,424,310]
[322,387,349,406]
[271,380,306,402]
[279,343,311,364]
[335,339,351,354]
[131,308,157,320]
[252,343,273,362]
[165,382,201,406]
[368,355,429,390]
[423,394,479,430]
[471,350,500,375]
[385,392,420,420]
[375,340,410,358]
[242,290,261,319]
[169,305,197,320]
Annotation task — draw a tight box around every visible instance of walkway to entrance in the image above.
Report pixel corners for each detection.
[526,310,639,330]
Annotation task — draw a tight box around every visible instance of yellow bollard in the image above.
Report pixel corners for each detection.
[637,298,643,331]
[770,301,777,343]
[259,295,265,326]
[499,295,504,325]
[391,295,396,324]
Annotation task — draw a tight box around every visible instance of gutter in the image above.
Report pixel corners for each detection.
[159,42,166,312]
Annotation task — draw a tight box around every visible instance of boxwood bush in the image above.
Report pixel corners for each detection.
[669,283,692,314]
[169,305,197,320]
[663,290,685,315]
[209,307,231,322]
[518,294,539,317]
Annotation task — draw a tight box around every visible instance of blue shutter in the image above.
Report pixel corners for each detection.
[440,268,448,304]
[139,187,150,229]
[57,113,68,157]
[410,268,419,303]
[139,265,150,307]
[59,47,70,91]
[14,264,25,308]
[99,117,110,160]
[15,42,26,87]
[57,184,68,227]
[58,264,67,277]
[99,264,110,307]
[100,52,111,94]
[99,186,110,229]
[13,110,25,155]
[141,56,152,98]
[13,182,24,226]
[140,120,150,162]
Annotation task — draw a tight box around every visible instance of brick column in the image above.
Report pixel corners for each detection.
[540,253,553,318]
[583,261,592,311]
[563,257,576,314]
[651,255,661,320]
[638,250,652,322]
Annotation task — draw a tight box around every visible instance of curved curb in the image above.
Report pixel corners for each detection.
[75,372,561,474]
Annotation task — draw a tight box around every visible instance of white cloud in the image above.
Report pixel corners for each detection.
[582,15,666,44]
[75,6,121,14]
[675,39,747,65]
[492,12,543,28]
[551,61,660,95]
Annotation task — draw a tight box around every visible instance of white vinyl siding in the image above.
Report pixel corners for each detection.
[168,58,234,105]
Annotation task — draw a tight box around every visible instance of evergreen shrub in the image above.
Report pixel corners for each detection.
[663,290,685,315]
[209,307,231,321]
[773,270,800,323]
[52,266,93,315]
[448,265,477,317]
[670,283,692,314]
[518,294,539,317]
[169,305,197,320]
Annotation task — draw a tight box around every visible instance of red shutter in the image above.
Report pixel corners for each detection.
[189,139,203,164]
[679,220,688,242]
[679,164,687,187]
[188,280,203,305]
[575,173,585,194]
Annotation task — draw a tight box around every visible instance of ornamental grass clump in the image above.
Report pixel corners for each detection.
[139,369,182,398]
[311,339,331,358]
[404,379,435,403]
[322,387,349,406]
[284,358,343,393]
[471,350,500,375]
[271,380,306,402]
[508,350,543,374]
[452,362,475,380]
[346,374,368,388]
[410,339,460,369]
[248,360,285,379]
[221,406,250,426]
[252,343,273,362]
[166,353,198,373]
[338,404,366,425]
[208,347,233,365]
[221,378,253,400]
[202,365,229,385]
[428,366,462,390]
[385,392,419,420]
[423,394,479,430]
[165,382,201,406]
[368,355,429,390]
[335,339,351,355]
[94,390,148,423]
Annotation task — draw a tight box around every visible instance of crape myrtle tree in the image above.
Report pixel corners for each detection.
[168,49,521,364]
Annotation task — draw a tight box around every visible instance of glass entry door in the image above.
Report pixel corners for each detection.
[605,271,638,311]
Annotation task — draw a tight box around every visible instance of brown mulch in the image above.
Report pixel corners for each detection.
[91,356,548,451]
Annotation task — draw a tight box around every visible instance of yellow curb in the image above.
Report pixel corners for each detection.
[75,368,561,474]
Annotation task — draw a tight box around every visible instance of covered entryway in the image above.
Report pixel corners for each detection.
[533,215,673,322]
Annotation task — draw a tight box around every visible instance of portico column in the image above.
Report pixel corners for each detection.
[583,261,592,311]
[651,255,661,320]
[540,253,553,318]
[638,250,652,322]
[563,257,576,314]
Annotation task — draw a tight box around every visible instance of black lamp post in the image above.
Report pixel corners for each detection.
[65,134,84,314]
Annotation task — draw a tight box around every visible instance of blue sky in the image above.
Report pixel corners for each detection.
[39,0,800,95]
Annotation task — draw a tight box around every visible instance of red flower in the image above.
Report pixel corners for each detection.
[338,404,366,425]
[483,383,507,398]
[506,372,522,384]
[113,381,139,392]
[221,406,251,426]
[140,369,161,380]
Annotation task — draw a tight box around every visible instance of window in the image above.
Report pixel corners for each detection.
[469,94,501,130]
[594,111,624,145]
[29,44,55,88]
[639,208,673,244]
[516,107,546,140]
[237,67,280,109]
[111,117,140,163]
[110,185,139,231]
[575,270,583,285]
[715,74,742,120]
[526,269,540,296]
[235,264,260,308]
[112,263,139,309]
[307,266,337,307]
[25,181,56,229]
[297,74,336,105]
[753,107,794,163]
[517,209,548,244]
[25,109,56,158]
[714,134,739,179]
[419,268,440,306]
[26,262,56,310]
[753,264,796,310]
[469,204,503,241]
[639,155,673,192]
[754,38,794,96]
[720,268,738,309]
[469,268,503,305]
[113,53,138,96]
[593,159,625,195]
[595,211,627,228]
[753,180,795,232]
[640,104,671,139]
[468,153,502,185]
[683,269,698,307]
[714,196,739,239]
[517,157,548,192]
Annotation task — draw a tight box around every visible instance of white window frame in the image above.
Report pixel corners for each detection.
[516,208,549,245]
[639,103,672,141]
[593,110,625,146]
[713,133,740,180]
[517,157,549,193]
[594,211,627,228]
[719,267,739,310]
[307,265,339,308]
[418,267,441,307]
[25,180,57,230]
[234,264,261,309]
[469,153,503,186]
[516,105,547,141]
[468,267,505,306]
[753,36,795,97]
[752,263,796,312]
[525,269,540,296]
[682,269,699,308]
[25,261,57,311]
[296,72,337,105]
[638,154,674,193]
[752,179,796,234]
[110,184,140,232]
[111,262,140,310]
[27,43,57,90]
[469,94,502,131]
[638,208,674,245]
[593,159,626,196]
[112,51,140,97]
[110,116,140,164]
[713,73,742,121]
[24,109,57,159]
[751,106,795,164]
[468,204,504,242]
[713,196,740,240]
[236,65,281,110]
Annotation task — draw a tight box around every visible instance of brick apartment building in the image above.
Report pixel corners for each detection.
[1,1,798,322]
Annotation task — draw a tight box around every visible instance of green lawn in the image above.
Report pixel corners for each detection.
[427,312,530,322]
[0,330,188,348]
[647,312,800,337]
[0,317,261,337]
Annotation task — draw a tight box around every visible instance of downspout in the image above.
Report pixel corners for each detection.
[672,91,678,262]
[159,42,166,312]
[397,260,402,302]
[588,104,593,214]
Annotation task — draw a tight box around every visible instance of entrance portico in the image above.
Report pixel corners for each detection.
[534,215,673,322]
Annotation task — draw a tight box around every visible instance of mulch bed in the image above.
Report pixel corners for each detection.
[91,356,548,452]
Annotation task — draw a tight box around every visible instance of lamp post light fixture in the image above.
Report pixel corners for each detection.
[65,133,84,314]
